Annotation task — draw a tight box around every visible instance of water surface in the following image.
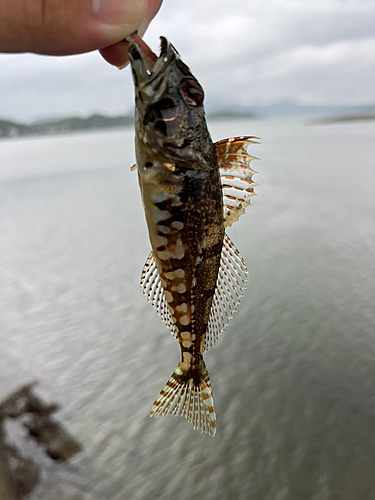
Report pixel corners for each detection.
[1,118,375,499]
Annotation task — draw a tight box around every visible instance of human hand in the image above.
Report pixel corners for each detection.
[0,0,162,67]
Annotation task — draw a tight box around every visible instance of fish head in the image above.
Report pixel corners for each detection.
[128,36,212,180]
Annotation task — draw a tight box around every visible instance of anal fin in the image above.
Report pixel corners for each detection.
[204,234,248,351]
[140,252,178,339]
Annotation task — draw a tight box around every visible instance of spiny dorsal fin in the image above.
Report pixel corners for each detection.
[150,360,216,436]
[204,234,248,351]
[215,136,260,228]
[140,253,178,339]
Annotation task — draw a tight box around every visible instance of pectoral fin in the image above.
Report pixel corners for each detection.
[215,136,260,228]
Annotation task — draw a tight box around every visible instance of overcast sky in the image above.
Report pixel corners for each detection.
[1,0,374,122]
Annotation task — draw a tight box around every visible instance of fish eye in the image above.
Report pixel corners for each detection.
[180,80,204,107]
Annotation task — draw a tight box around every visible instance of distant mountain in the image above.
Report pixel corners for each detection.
[31,115,67,125]
[312,113,375,124]
[0,114,134,138]
[207,110,256,121]
[0,119,27,138]
[2,102,375,139]
[205,99,375,118]
[31,113,134,132]
[252,101,375,118]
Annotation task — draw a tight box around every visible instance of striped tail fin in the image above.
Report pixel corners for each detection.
[150,361,216,437]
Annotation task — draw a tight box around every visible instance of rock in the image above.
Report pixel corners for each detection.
[25,417,82,461]
[0,383,82,498]
[0,383,59,419]
[6,444,40,497]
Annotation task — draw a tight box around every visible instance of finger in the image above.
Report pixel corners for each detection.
[0,0,148,55]
[99,0,163,68]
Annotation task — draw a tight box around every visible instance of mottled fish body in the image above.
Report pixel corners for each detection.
[128,36,259,436]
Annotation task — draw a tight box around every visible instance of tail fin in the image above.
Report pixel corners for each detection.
[150,361,216,436]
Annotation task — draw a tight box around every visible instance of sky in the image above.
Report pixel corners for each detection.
[1,0,374,122]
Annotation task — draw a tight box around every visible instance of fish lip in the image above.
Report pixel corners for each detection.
[128,36,175,86]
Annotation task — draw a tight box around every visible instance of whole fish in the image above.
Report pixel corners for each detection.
[128,35,259,436]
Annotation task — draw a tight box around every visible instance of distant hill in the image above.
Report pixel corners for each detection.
[207,110,256,121]
[37,114,134,132]
[2,102,375,139]
[311,113,375,124]
[0,119,28,138]
[0,114,134,138]
[205,100,375,119]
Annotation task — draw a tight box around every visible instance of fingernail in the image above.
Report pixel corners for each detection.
[93,0,147,29]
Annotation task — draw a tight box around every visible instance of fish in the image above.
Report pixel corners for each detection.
[128,35,259,436]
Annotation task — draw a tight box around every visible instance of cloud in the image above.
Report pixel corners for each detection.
[0,0,374,121]
[0,52,134,122]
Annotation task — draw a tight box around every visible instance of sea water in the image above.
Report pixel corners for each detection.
[1,118,375,500]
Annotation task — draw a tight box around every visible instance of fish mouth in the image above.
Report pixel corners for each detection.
[128,36,176,98]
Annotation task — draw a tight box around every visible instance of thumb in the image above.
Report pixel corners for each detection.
[0,0,147,56]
